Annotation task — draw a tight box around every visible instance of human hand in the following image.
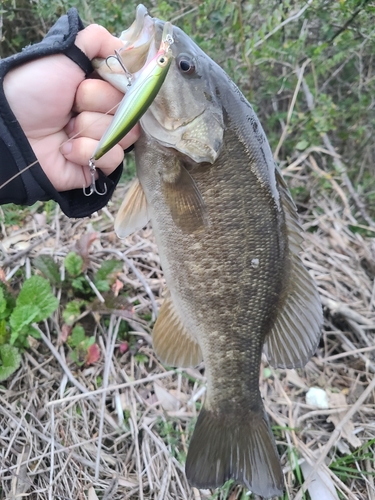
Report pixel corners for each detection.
[3,24,140,192]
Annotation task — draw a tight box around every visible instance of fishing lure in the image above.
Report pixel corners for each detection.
[84,22,174,196]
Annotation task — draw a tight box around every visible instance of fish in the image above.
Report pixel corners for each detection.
[95,5,323,498]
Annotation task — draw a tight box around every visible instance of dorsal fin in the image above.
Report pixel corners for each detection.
[114,178,149,238]
[153,292,203,368]
[263,169,323,368]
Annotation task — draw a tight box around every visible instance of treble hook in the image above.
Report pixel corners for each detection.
[106,50,133,86]
[83,159,107,196]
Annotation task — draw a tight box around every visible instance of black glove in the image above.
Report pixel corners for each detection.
[0,8,123,218]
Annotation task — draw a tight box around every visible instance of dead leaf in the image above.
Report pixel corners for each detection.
[0,268,7,284]
[33,213,46,227]
[85,344,101,366]
[119,342,129,354]
[286,369,308,390]
[75,232,99,269]
[112,278,124,297]
[300,460,340,500]
[154,383,181,412]
[10,445,31,499]
[60,324,72,344]
[87,486,99,500]
[27,336,39,349]
[327,392,361,448]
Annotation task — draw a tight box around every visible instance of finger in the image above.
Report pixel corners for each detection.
[66,112,140,149]
[75,24,124,61]
[74,79,124,114]
[60,136,125,175]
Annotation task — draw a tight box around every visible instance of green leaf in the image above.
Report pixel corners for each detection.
[64,252,84,278]
[94,279,110,292]
[0,288,6,316]
[71,276,87,292]
[16,276,58,322]
[0,286,15,321]
[33,255,61,285]
[83,336,96,349]
[62,300,85,326]
[9,304,40,338]
[295,139,309,151]
[70,349,84,366]
[28,326,42,339]
[0,319,8,345]
[69,325,86,347]
[0,344,21,382]
[95,260,123,282]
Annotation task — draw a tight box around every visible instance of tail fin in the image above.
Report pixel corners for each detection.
[185,407,283,498]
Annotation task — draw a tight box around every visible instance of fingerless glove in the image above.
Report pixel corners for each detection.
[0,8,123,217]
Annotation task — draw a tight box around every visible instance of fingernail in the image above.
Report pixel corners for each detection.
[60,141,72,155]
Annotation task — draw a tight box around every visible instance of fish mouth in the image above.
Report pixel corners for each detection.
[93,4,160,88]
[117,4,157,74]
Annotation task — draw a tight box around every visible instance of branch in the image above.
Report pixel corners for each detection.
[327,0,371,45]
[246,0,314,56]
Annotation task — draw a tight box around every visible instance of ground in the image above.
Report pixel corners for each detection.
[1,152,375,500]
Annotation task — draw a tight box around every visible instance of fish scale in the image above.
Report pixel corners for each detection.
[136,126,284,411]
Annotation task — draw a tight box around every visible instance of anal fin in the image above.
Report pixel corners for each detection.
[153,292,203,368]
[114,178,149,238]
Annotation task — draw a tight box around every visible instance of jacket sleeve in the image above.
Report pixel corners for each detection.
[0,8,123,218]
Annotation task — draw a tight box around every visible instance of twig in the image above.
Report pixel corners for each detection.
[49,407,54,500]
[246,0,313,55]
[282,146,340,173]
[84,273,105,303]
[45,370,175,407]
[36,325,89,395]
[327,0,371,45]
[274,58,311,160]
[294,375,375,500]
[1,234,51,268]
[321,296,375,327]
[336,332,375,373]
[321,134,375,228]
[300,75,375,227]
[308,155,353,218]
[322,344,375,362]
[98,248,159,319]
[131,395,144,500]
[95,315,120,480]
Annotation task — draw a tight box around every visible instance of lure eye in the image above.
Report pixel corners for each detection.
[177,55,195,75]
[157,55,169,67]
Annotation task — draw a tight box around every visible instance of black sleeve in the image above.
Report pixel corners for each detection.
[0,8,123,218]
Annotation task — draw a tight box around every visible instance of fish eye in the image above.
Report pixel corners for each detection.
[177,54,195,75]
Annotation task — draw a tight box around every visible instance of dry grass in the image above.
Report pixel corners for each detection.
[1,153,375,500]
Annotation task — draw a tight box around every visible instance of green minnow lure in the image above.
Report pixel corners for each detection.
[84,22,174,196]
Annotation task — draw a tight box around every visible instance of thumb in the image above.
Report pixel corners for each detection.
[74,24,124,61]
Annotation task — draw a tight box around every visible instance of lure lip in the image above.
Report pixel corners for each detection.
[91,23,174,163]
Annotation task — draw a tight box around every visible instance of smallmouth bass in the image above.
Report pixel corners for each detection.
[95,5,323,498]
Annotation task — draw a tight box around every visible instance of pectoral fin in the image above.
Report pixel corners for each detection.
[153,292,203,368]
[114,178,149,238]
[161,162,209,234]
[263,169,323,369]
